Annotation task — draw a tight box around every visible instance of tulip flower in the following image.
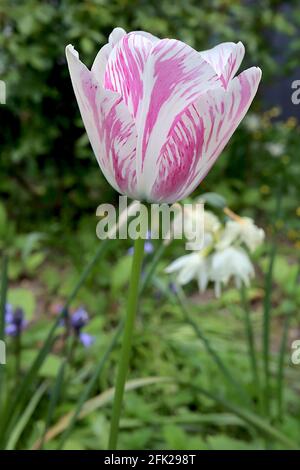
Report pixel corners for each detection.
[66,28,261,204]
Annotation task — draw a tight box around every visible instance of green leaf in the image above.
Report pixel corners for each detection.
[7,288,36,321]
[6,382,48,450]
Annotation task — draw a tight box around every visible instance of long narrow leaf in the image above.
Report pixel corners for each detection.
[240,285,262,412]
[263,183,282,416]
[276,263,300,421]
[0,254,8,438]
[6,382,48,450]
[40,360,66,449]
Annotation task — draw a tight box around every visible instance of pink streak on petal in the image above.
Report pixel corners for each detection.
[104,34,152,118]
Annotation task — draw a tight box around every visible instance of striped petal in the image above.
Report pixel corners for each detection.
[200,42,245,89]
[108,27,126,47]
[104,33,153,119]
[150,67,262,203]
[92,28,127,86]
[135,38,218,199]
[66,45,138,198]
[131,30,160,43]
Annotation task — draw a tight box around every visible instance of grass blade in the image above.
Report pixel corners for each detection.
[0,254,8,435]
[263,182,282,416]
[240,285,262,411]
[6,381,48,450]
[40,360,66,449]
[276,263,300,421]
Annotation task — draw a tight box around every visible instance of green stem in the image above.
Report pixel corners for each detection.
[240,286,262,412]
[108,235,145,449]
[15,333,21,386]
[263,239,277,417]
[263,182,282,417]
[0,254,8,415]
[276,262,300,422]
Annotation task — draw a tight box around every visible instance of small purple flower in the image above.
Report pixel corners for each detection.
[5,324,18,336]
[144,241,154,254]
[70,307,94,347]
[79,332,95,348]
[5,306,26,336]
[127,231,154,256]
[71,307,89,332]
[5,303,14,324]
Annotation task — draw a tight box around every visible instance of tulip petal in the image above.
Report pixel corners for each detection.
[200,42,245,88]
[135,38,218,198]
[92,28,127,87]
[108,27,126,46]
[91,43,112,86]
[132,30,160,43]
[104,33,153,119]
[66,45,138,197]
[150,66,261,203]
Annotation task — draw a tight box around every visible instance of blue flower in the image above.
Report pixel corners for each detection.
[79,332,95,348]
[5,303,14,324]
[5,306,26,336]
[71,307,89,332]
[70,307,95,348]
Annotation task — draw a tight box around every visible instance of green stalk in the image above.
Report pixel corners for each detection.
[108,234,145,449]
[262,239,277,416]
[0,254,8,415]
[276,263,300,422]
[240,285,262,411]
[0,254,7,341]
[15,333,21,386]
[40,360,66,449]
[263,184,282,417]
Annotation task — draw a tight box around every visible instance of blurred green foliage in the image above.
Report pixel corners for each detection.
[1,0,300,235]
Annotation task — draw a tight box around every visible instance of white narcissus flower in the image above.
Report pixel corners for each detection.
[165,252,210,293]
[203,211,222,234]
[217,217,265,253]
[210,246,254,297]
[66,28,261,203]
[172,207,221,245]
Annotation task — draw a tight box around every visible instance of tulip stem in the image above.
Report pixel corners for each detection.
[108,224,146,449]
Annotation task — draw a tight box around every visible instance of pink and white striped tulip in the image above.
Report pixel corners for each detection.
[66,28,261,203]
